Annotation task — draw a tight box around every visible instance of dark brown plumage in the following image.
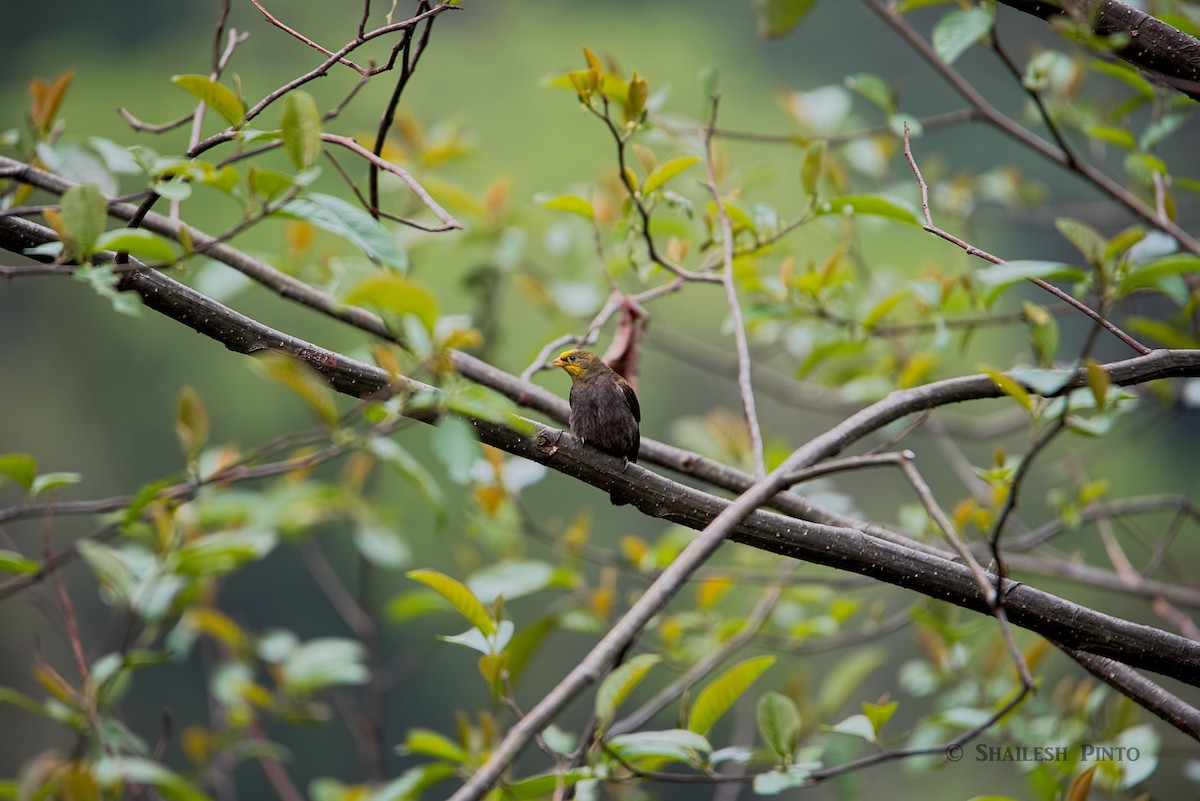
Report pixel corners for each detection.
[552,349,641,462]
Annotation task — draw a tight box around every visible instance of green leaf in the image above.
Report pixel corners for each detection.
[595,654,661,726]
[1127,317,1200,349]
[366,763,458,801]
[815,195,922,227]
[1085,124,1136,150]
[342,274,438,332]
[829,713,875,741]
[799,140,826,196]
[862,699,898,736]
[687,655,775,736]
[175,386,209,462]
[407,569,495,637]
[367,437,446,517]
[1022,301,1058,368]
[0,454,38,490]
[932,7,994,65]
[1084,358,1109,410]
[605,729,712,765]
[817,648,886,718]
[250,352,339,426]
[171,74,245,126]
[31,472,81,498]
[1055,218,1105,265]
[280,637,368,695]
[980,365,1033,411]
[432,415,481,485]
[399,728,471,763]
[974,260,1088,307]
[862,289,907,331]
[1119,254,1200,297]
[757,691,802,761]
[281,90,322,170]
[61,183,108,258]
[176,529,277,576]
[753,764,815,795]
[539,194,594,219]
[749,0,818,38]
[354,522,411,569]
[467,560,555,604]
[844,73,895,114]
[643,156,701,194]
[74,264,144,317]
[280,193,407,271]
[0,550,39,575]
[95,228,178,263]
[498,770,593,801]
[94,756,212,801]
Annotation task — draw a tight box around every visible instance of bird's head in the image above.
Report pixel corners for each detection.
[551,349,606,381]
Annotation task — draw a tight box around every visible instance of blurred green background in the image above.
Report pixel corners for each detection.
[2,1,1198,798]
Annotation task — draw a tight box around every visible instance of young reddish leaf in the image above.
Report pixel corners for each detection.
[28,70,74,134]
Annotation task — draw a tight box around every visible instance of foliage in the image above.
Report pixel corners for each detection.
[2,1,1200,800]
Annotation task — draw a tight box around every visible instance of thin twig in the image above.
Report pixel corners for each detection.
[902,122,1149,355]
[703,97,765,478]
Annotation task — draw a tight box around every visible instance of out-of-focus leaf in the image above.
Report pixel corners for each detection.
[175,386,209,462]
[342,274,438,331]
[932,7,994,65]
[687,655,775,736]
[407,569,495,636]
[281,90,322,170]
[498,770,593,801]
[280,637,368,695]
[1119,254,1200,297]
[365,763,458,801]
[757,691,802,760]
[280,193,407,271]
[368,437,445,517]
[176,529,278,576]
[250,352,339,426]
[643,156,701,194]
[29,70,74,133]
[1055,218,1105,265]
[354,522,411,569]
[817,648,886,718]
[95,228,178,263]
[539,194,594,219]
[595,654,661,726]
[844,73,895,114]
[467,560,555,604]
[61,183,107,258]
[605,729,712,765]
[753,764,815,795]
[440,619,513,654]
[1084,359,1109,410]
[399,728,471,763]
[814,194,922,226]
[31,472,81,498]
[980,365,1034,412]
[0,550,39,575]
[433,415,481,485]
[974,260,1088,307]
[94,756,212,801]
[0,454,37,490]
[749,0,818,38]
[171,74,244,126]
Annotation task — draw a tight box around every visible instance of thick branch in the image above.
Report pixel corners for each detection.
[999,0,1200,102]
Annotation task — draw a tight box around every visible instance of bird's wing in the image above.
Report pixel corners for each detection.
[619,379,641,423]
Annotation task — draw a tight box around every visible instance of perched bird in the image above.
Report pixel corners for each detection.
[552,349,641,463]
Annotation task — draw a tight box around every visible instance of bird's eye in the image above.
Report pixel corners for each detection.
[568,354,576,361]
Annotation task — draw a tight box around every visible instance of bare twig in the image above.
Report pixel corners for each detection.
[902,122,1149,355]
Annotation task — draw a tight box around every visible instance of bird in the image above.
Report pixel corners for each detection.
[551,349,641,463]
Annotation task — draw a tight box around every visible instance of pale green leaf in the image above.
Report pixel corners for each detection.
[643,156,701,194]
[539,194,594,219]
[407,569,495,637]
[815,194,922,227]
[749,0,818,38]
[595,654,661,725]
[932,7,994,65]
[687,655,775,736]
[171,74,245,126]
[342,274,438,331]
[95,228,178,263]
[280,193,407,270]
[281,90,322,170]
[757,691,801,760]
